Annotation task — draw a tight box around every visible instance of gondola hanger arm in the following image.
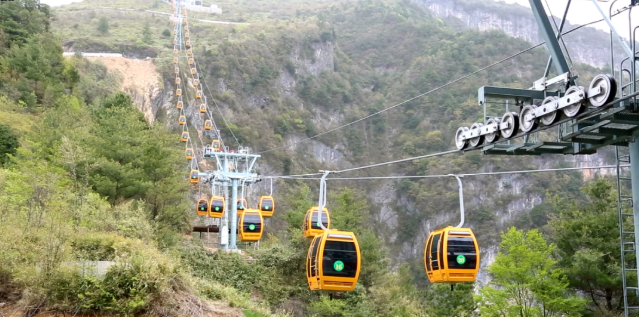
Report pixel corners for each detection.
[448,174,465,228]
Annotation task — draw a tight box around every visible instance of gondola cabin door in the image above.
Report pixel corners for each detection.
[425,231,443,282]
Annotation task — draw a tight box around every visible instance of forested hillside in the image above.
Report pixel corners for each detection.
[0,0,630,316]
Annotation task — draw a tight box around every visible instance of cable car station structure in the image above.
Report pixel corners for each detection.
[451,0,639,314]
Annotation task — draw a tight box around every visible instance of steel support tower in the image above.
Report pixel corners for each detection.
[202,148,260,250]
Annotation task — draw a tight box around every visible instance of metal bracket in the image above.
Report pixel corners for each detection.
[531,72,571,91]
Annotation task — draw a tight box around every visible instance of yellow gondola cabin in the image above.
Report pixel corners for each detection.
[186,40,191,48]
[193,79,200,86]
[176,101,183,109]
[239,209,263,242]
[185,32,190,39]
[212,140,221,151]
[181,131,189,142]
[196,199,208,216]
[191,68,197,75]
[424,226,479,283]
[189,169,200,184]
[174,67,179,74]
[196,90,203,99]
[185,147,194,160]
[178,115,186,125]
[173,57,178,64]
[204,119,212,130]
[306,230,361,292]
[173,38,178,45]
[187,49,192,56]
[199,103,207,113]
[258,196,275,217]
[176,88,182,96]
[188,57,194,65]
[303,207,330,238]
[237,198,248,215]
[174,48,178,54]
[209,196,225,218]
[175,77,181,85]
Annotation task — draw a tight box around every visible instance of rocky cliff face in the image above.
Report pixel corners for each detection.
[412,0,626,69]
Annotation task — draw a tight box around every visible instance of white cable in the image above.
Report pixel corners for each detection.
[262,164,629,180]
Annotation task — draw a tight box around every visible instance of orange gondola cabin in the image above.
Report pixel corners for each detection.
[174,67,179,74]
[303,207,330,238]
[187,49,192,56]
[209,196,225,218]
[181,131,189,142]
[176,88,182,96]
[173,57,178,64]
[236,198,248,215]
[175,77,181,85]
[185,147,194,160]
[189,169,200,184]
[258,196,275,217]
[306,230,361,292]
[199,103,207,113]
[188,58,194,65]
[185,32,190,39]
[191,68,197,75]
[193,79,200,86]
[239,209,263,242]
[176,101,183,109]
[196,199,208,216]
[423,226,480,283]
[212,140,221,151]
[204,119,213,130]
[178,115,186,125]
[186,40,191,48]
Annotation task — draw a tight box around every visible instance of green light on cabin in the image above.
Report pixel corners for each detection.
[333,261,344,272]
[456,255,466,265]
[214,207,220,211]
[249,224,256,231]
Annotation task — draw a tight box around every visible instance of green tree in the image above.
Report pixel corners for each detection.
[162,29,171,37]
[97,17,109,35]
[142,21,152,44]
[476,227,586,317]
[0,124,18,166]
[425,282,475,317]
[548,179,624,316]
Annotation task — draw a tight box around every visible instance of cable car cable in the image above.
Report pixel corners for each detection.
[261,164,629,180]
[257,13,627,155]
[178,9,230,152]
[186,30,241,147]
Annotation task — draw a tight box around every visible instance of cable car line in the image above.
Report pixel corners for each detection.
[257,13,627,156]
[176,6,232,154]
[190,51,242,147]
[262,164,629,180]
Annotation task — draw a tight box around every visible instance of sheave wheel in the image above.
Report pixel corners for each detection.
[588,74,617,108]
[484,118,501,144]
[455,127,469,150]
[539,96,561,126]
[469,123,484,148]
[499,112,519,139]
[519,105,539,133]
[563,86,586,117]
